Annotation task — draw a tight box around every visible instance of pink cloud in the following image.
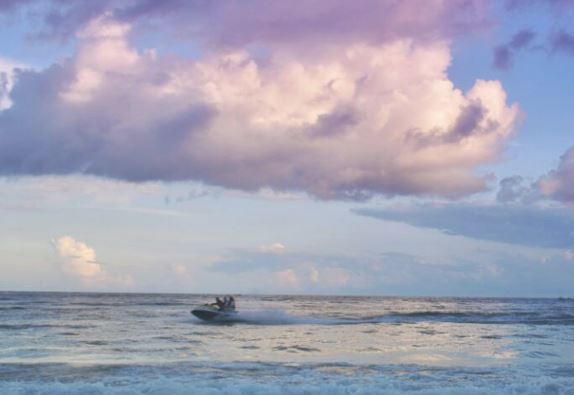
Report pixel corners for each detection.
[135,0,487,51]
[274,269,299,289]
[0,8,518,200]
[537,147,574,204]
[4,1,490,47]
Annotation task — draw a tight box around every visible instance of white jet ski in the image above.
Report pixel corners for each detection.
[191,303,238,322]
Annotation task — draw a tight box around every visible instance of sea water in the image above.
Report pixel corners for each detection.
[1,292,573,394]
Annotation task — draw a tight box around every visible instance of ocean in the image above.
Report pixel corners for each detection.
[1,292,573,394]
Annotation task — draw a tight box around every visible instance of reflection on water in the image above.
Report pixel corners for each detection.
[1,293,573,394]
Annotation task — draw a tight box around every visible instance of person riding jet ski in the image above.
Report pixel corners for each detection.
[227,296,236,310]
[215,297,225,310]
[192,296,238,321]
[214,295,236,311]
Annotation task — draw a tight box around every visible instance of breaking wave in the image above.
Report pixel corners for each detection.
[2,362,574,395]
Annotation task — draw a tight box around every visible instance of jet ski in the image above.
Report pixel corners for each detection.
[191,303,238,322]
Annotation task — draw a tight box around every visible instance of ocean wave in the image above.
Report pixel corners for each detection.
[1,362,574,395]
[375,311,574,325]
[0,323,92,331]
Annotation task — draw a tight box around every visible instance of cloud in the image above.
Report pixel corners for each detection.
[0,13,519,200]
[274,269,300,289]
[164,184,217,205]
[309,267,320,284]
[537,146,574,204]
[209,246,574,296]
[0,0,33,12]
[119,0,488,46]
[272,266,350,291]
[0,58,27,110]
[373,251,574,297]
[171,263,189,276]
[209,247,358,291]
[550,30,574,55]
[355,205,574,248]
[496,175,539,204]
[53,236,103,279]
[0,175,164,210]
[53,235,133,286]
[259,243,287,254]
[169,263,195,284]
[496,3,574,65]
[1,0,489,45]
[376,251,574,297]
[496,147,574,206]
[209,249,315,274]
[493,29,536,70]
[505,0,574,10]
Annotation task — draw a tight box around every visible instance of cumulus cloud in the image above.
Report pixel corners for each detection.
[0,12,519,199]
[53,236,102,279]
[53,235,133,286]
[537,146,574,203]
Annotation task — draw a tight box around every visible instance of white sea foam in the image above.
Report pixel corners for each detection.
[231,309,348,325]
[2,373,574,395]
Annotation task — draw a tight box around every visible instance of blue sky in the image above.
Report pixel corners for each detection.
[0,0,573,296]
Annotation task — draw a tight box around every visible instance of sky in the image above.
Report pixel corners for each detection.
[0,0,573,297]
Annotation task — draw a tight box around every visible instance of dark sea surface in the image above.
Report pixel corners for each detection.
[1,292,574,394]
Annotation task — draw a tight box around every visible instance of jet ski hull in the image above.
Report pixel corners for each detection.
[191,305,237,322]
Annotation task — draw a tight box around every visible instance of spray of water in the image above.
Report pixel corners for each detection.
[191,309,379,325]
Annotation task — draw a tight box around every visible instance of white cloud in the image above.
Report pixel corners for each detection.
[53,236,102,278]
[0,57,27,110]
[0,14,518,200]
[53,235,133,286]
[259,242,287,254]
[309,266,319,284]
